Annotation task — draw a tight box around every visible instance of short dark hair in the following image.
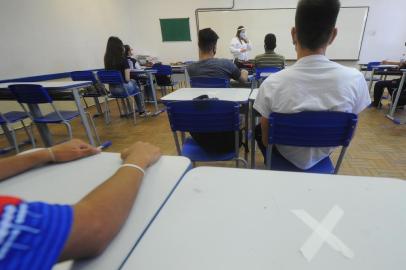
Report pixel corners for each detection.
[124,44,131,57]
[264,33,276,51]
[295,0,341,50]
[198,28,219,53]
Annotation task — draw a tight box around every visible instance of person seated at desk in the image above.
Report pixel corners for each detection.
[253,0,370,169]
[254,33,286,69]
[0,139,161,270]
[186,28,248,154]
[372,60,406,108]
[104,36,149,117]
[124,44,142,70]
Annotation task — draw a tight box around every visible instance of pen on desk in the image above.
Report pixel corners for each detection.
[97,141,112,150]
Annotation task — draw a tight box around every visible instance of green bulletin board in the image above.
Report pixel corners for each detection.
[159,18,191,42]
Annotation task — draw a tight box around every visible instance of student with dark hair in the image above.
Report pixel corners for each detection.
[104,37,149,117]
[0,139,161,269]
[254,0,370,169]
[186,28,248,154]
[254,33,285,69]
[230,26,253,64]
[124,44,142,70]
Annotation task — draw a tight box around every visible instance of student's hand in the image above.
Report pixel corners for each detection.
[121,142,161,169]
[50,139,101,163]
[240,48,247,53]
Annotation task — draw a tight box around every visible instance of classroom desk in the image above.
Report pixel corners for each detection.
[386,69,406,124]
[130,69,164,115]
[161,87,252,103]
[367,65,402,93]
[0,152,191,270]
[0,81,95,147]
[121,167,406,270]
[171,65,190,88]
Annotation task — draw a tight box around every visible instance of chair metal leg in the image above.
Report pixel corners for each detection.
[172,132,181,155]
[131,98,137,125]
[104,96,111,125]
[21,121,36,148]
[266,145,273,169]
[116,99,123,117]
[235,130,240,168]
[334,147,348,174]
[86,112,101,145]
[63,121,73,141]
[8,125,19,153]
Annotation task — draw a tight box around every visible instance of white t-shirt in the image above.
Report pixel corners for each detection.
[253,54,371,170]
[230,37,253,61]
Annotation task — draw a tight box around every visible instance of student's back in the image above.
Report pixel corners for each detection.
[187,58,241,81]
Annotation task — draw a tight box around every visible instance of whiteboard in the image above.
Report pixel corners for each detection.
[198,7,369,60]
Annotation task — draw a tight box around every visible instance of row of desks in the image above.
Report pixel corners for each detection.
[1,152,405,269]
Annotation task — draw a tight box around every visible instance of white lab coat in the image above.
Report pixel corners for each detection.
[230,37,253,61]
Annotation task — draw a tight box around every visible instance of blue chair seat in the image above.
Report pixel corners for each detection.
[0,111,29,124]
[270,149,334,174]
[181,137,236,162]
[34,111,80,123]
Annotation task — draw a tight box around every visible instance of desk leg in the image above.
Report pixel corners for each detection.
[184,69,190,87]
[386,72,406,124]
[244,104,249,162]
[28,104,53,147]
[72,89,96,146]
[93,97,103,117]
[147,73,162,115]
[250,100,256,169]
[368,69,375,94]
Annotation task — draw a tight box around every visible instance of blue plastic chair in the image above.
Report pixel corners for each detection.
[8,84,101,144]
[190,77,230,88]
[152,64,178,96]
[97,70,141,125]
[255,67,282,80]
[0,111,35,153]
[71,71,111,124]
[266,111,358,174]
[166,100,247,167]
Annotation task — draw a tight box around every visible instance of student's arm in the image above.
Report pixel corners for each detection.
[260,117,269,147]
[239,69,249,83]
[230,38,243,54]
[124,68,131,82]
[0,139,100,181]
[381,60,401,66]
[59,142,161,260]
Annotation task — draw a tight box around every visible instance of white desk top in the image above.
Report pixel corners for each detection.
[0,152,190,270]
[130,69,157,74]
[161,88,251,103]
[123,167,406,270]
[0,81,92,90]
[374,64,399,69]
[249,88,259,101]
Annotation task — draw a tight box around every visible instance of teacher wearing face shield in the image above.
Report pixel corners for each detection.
[230,26,253,68]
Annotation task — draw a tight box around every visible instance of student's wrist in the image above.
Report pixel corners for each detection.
[34,149,54,164]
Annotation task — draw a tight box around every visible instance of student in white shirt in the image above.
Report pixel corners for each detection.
[230,26,253,65]
[253,0,370,170]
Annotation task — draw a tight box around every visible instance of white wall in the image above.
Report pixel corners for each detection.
[0,0,137,80]
[130,0,406,64]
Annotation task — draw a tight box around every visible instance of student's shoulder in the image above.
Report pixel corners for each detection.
[334,62,365,80]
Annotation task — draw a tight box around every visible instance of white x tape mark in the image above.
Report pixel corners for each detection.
[292,205,354,262]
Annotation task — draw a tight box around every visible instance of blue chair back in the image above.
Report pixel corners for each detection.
[97,70,125,85]
[190,77,230,88]
[166,100,240,133]
[366,61,381,71]
[152,64,173,76]
[8,84,52,104]
[268,111,357,147]
[255,67,282,80]
[71,71,98,83]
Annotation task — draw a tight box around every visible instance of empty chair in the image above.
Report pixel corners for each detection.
[266,111,358,174]
[166,100,247,167]
[71,71,111,124]
[8,84,101,145]
[0,111,35,153]
[152,63,179,96]
[97,70,143,124]
[189,77,230,88]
